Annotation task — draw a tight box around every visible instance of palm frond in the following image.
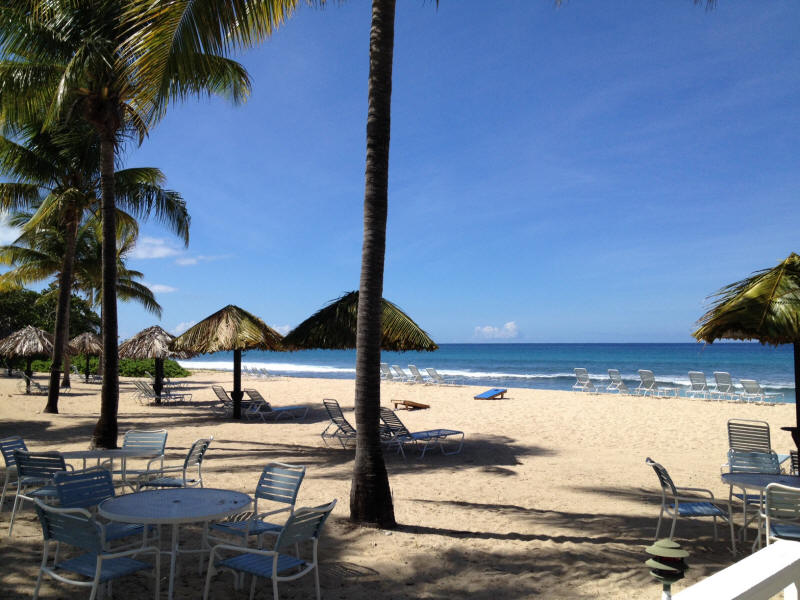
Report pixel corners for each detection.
[171,304,284,354]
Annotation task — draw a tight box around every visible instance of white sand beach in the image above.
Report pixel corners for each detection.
[0,371,794,599]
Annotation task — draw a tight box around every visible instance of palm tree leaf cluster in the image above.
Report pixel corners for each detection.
[694,253,800,346]
[171,304,284,354]
[284,291,438,351]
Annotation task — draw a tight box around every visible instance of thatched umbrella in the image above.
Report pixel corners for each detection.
[0,325,59,394]
[119,326,192,404]
[694,253,800,447]
[70,332,102,383]
[283,291,438,351]
[170,305,285,418]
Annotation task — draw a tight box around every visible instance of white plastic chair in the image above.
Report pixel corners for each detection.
[687,371,710,400]
[740,379,783,404]
[606,369,629,394]
[425,368,456,385]
[572,368,596,393]
[712,372,739,401]
[407,365,430,384]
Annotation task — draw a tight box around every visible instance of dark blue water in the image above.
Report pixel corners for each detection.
[179,343,796,402]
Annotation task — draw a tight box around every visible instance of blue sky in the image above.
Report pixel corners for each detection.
[3,1,799,343]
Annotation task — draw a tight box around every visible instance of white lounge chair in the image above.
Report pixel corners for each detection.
[687,371,711,400]
[740,379,783,404]
[425,368,456,386]
[572,368,596,393]
[391,365,414,383]
[407,365,430,384]
[380,363,394,381]
[712,372,739,401]
[606,369,629,394]
[636,370,677,397]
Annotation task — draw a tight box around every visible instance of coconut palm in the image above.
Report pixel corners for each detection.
[0,119,188,412]
[0,0,283,446]
[694,253,800,446]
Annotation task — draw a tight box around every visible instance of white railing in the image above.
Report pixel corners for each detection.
[674,540,800,600]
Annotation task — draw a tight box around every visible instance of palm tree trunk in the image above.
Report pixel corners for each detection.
[793,342,800,452]
[92,130,119,448]
[44,208,79,413]
[350,0,397,528]
[61,353,71,388]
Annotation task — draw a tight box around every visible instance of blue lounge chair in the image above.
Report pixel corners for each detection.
[320,399,358,448]
[379,407,464,458]
[244,389,309,420]
[474,388,507,400]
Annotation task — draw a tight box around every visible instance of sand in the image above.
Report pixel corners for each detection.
[0,371,794,599]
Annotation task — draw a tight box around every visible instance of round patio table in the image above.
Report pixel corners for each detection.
[99,487,251,600]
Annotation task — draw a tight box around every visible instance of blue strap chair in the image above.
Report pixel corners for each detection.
[646,457,735,554]
[207,463,305,548]
[9,451,70,535]
[0,435,27,509]
[111,429,168,490]
[203,500,336,600]
[764,483,800,545]
[137,437,213,489]
[54,468,150,547]
[32,499,160,600]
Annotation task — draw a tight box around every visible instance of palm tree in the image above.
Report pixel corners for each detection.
[0,120,188,413]
[0,0,269,446]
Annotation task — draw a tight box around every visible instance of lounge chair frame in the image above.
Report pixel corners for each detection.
[379,407,464,459]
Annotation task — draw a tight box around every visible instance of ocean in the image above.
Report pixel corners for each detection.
[178,342,796,402]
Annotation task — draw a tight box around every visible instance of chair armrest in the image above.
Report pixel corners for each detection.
[255,506,290,520]
[210,542,277,557]
[145,455,164,470]
[102,545,161,560]
[675,487,715,499]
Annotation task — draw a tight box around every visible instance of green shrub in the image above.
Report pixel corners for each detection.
[27,357,190,377]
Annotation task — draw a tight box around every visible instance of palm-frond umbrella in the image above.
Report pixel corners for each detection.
[0,325,60,394]
[283,291,438,351]
[70,332,102,383]
[694,253,800,447]
[119,326,193,404]
[170,305,285,418]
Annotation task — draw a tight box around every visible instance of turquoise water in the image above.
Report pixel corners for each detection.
[179,342,796,402]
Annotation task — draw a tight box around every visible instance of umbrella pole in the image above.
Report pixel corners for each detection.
[25,357,32,394]
[154,358,164,404]
[85,354,91,382]
[232,349,243,419]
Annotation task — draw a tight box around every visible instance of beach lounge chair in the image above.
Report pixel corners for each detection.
[572,368,597,393]
[202,500,336,600]
[687,371,711,400]
[9,451,71,535]
[17,373,48,395]
[212,385,253,417]
[645,457,735,553]
[380,363,394,380]
[764,484,800,546]
[712,372,739,401]
[426,367,456,386]
[740,379,783,404]
[606,369,629,394]
[32,499,160,600]
[244,389,309,420]
[379,407,464,459]
[391,365,414,383]
[0,436,27,510]
[407,365,431,384]
[206,463,305,549]
[321,399,357,448]
[137,437,213,490]
[636,370,677,397]
[474,388,507,400]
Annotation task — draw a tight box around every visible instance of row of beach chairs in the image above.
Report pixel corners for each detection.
[380,363,457,385]
[242,366,275,379]
[574,368,783,403]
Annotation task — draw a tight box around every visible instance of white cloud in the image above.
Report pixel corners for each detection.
[145,282,177,294]
[130,237,181,259]
[0,213,20,244]
[474,321,519,340]
[272,324,291,336]
[175,253,232,267]
[172,320,196,335]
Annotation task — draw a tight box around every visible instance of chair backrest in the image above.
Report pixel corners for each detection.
[244,389,271,409]
[645,457,677,497]
[727,450,781,475]
[408,365,425,383]
[256,463,305,506]
[34,500,104,552]
[380,363,393,380]
[14,451,67,479]
[0,436,27,468]
[123,429,167,453]
[638,370,656,388]
[728,419,772,453]
[574,368,589,384]
[426,368,444,384]
[391,365,407,378]
[792,450,799,476]
[688,371,707,391]
[212,385,231,403]
[740,379,762,395]
[714,371,734,391]
[765,484,800,538]
[323,399,356,435]
[379,407,411,438]
[184,437,213,469]
[274,500,336,552]
[608,369,628,391]
[54,468,115,509]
